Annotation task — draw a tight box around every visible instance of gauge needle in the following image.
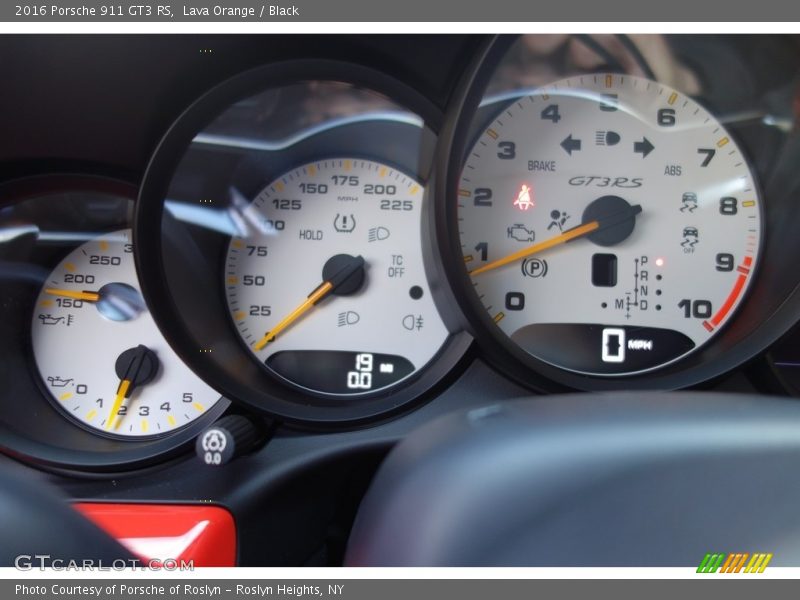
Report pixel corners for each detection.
[106,379,131,430]
[253,254,366,350]
[44,288,101,302]
[469,202,642,276]
[107,345,160,431]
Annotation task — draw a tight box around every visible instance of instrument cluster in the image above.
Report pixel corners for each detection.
[3,34,800,473]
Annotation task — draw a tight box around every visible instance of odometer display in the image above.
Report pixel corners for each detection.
[458,74,762,376]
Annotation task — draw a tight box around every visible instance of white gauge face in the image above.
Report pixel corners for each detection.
[32,229,222,438]
[225,158,449,396]
[459,74,762,375]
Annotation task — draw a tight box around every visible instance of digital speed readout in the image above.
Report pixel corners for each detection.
[225,158,449,396]
[458,74,762,376]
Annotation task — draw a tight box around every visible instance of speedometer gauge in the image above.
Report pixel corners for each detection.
[458,74,762,376]
[225,158,450,396]
[135,61,471,423]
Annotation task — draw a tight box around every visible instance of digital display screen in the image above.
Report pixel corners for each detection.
[267,350,416,395]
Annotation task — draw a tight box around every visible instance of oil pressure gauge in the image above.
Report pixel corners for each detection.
[457,74,762,376]
[31,229,224,438]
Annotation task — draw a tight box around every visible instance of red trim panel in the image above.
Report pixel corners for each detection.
[74,503,236,566]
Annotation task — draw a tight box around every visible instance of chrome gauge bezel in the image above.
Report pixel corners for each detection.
[135,60,471,427]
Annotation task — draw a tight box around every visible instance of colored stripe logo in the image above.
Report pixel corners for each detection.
[697,552,772,573]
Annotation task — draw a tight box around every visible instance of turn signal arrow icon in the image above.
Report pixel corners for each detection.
[560,134,582,155]
[634,137,655,158]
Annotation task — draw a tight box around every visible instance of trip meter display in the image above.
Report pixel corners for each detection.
[225,158,449,396]
[458,74,762,375]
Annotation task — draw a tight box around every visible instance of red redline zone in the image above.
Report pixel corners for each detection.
[703,256,754,332]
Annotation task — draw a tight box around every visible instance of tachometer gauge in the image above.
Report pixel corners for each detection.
[225,158,450,396]
[457,74,762,376]
[32,229,223,438]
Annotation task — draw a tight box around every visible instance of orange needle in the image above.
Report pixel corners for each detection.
[253,254,366,351]
[469,221,600,276]
[470,202,642,276]
[106,379,131,431]
[253,281,333,351]
[45,288,101,302]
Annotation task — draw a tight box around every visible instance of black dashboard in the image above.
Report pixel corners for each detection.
[3,34,800,566]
